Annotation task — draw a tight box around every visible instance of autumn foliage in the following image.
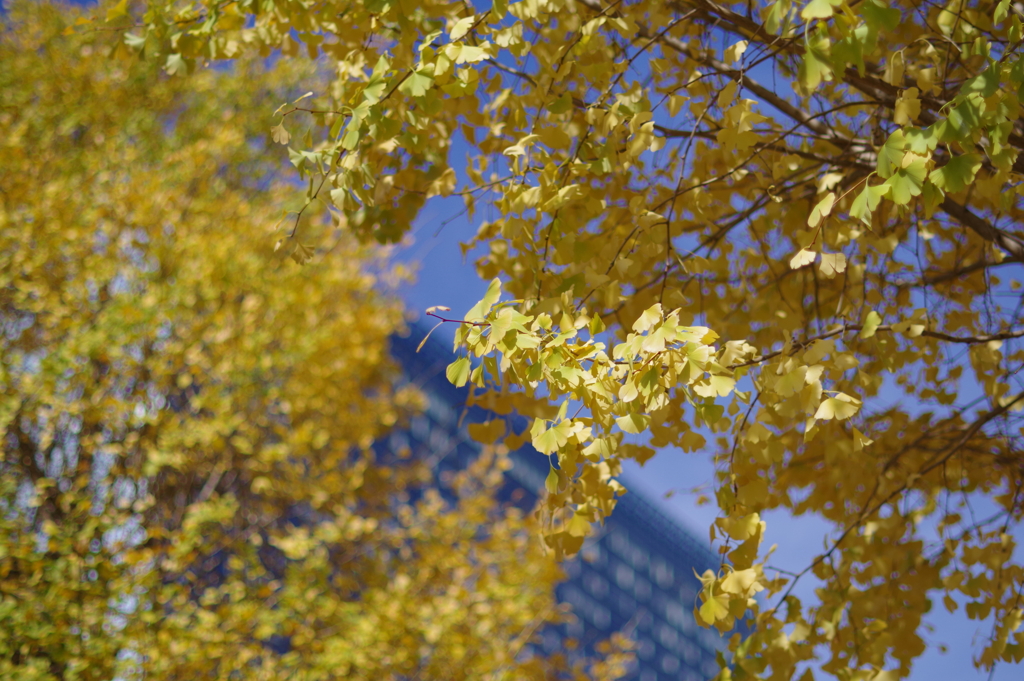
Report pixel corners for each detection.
[0,4,637,679]
[43,0,1024,677]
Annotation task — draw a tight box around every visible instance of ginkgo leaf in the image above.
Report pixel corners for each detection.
[789,248,817,269]
[860,310,882,338]
[446,357,471,387]
[801,0,841,19]
[876,130,908,178]
[693,375,736,398]
[894,87,921,125]
[721,568,763,596]
[814,395,861,421]
[818,252,846,278]
[467,419,506,444]
[798,28,833,90]
[567,511,592,537]
[271,122,290,144]
[718,512,762,540]
[698,593,730,624]
[724,40,748,64]
[929,154,982,194]
[449,15,476,41]
[545,467,560,494]
[884,155,927,204]
[399,70,433,98]
[807,192,835,227]
[502,134,540,157]
[532,420,571,454]
[616,412,650,434]
[852,427,874,451]
[850,182,887,225]
[632,303,663,332]
[618,378,639,402]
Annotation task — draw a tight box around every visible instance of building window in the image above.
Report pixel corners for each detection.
[615,561,634,590]
[583,569,609,599]
[656,623,679,651]
[651,557,674,588]
[634,575,652,601]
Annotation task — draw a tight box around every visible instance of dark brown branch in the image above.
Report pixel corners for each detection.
[941,197,1024,263]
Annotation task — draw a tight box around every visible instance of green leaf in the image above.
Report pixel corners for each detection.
[876,130,908,178]
[446,357,471,387]
[849,182,887,225]
[105,0,128,21]
[860,310,882,338]
[465,278,502,322]
[548,93,573,115]
[883,155,927,204]
[399,70,434,98]
[996,0,1012,24]
[905,125,941,154]
[929,153,982,194]
[798,29,832,90]
[961,61,1000,98]
[941,95,984,144]
[165,53,189,76]
[763,0,792,35]
[861,0,900,31]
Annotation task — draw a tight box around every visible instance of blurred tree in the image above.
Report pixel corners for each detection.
[113,0,1024,678]
[0,4,632,680]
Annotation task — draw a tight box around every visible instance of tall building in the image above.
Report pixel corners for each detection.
[389,326,727,681]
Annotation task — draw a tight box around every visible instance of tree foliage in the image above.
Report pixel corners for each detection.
[84,0,1024,677]
[0,4,635,679]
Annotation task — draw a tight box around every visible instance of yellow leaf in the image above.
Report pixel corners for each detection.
[790,248,817,269]
[807,192,835,227]
[449,15,476,41]
[567,511,591,537]
[467,419,506,444]
[698,593,730,624]
[632,303,663,332]
[859,310,882,338]
[801,0,841,20]
[718,512,762,541]
[724,40,748,64]
[852,427,874,451]
[818,252,846,278]
[615,412,650,434]
[721,568,764,596]
[894,87,921,125]
[813,394,860,421]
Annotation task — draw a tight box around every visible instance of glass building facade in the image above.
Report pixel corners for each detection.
[389,327,726,680]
